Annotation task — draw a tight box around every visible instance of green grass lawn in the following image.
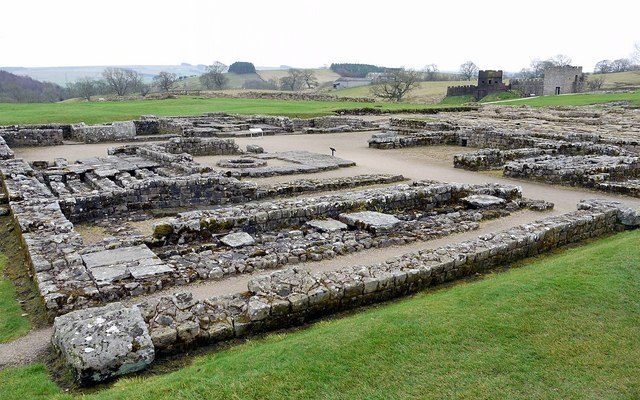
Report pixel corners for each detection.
[0,253,30,342]
[1,230,639,399]
[0,97,442,125]
[489,90,640,107]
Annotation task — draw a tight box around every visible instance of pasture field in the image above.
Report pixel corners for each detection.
[1,230,639,399]
[0,97,440,125]
[332,80,474,103]
[490,90,640,107]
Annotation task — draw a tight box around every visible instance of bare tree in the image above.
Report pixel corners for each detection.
[423,64,439,81]
[69,77,97,101]
[459,61,479,81]
[279,69,305,91]
[139,83,151,97]
[370,69,421,102]
[153,71,179,92]
[200,62,228,90]
[610,58,633,72]
[594,60,613,74]
[631,42,640,64]
[102,67,141,96]
[550,54,572,67]
[301,69,318,89]
[587,75,606,91]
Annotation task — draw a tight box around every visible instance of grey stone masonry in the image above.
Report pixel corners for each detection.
[52,302,154,384]
[0,124,66,147]
[162,137,241,156]
[71,121,136,143]
[152,182,522,243]
[55,200,639,384]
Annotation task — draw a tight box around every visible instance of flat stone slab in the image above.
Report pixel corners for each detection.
[82,245,157,269]
[338,211,401,233]
[52,302,155,384]
[462,194,506,208]
[306,218,348,232]
[84,245,173,284]
[220,232,255,248]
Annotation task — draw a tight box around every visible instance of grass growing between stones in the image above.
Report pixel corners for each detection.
[0,253,30,342]
[0,97,442,125]
[1,230,640,399]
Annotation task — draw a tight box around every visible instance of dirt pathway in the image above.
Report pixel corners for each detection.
[0,327,53,370]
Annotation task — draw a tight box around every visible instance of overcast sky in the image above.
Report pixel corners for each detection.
[1,0,638,72]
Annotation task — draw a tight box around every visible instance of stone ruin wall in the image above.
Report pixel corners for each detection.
[70,121,137,143]
[52,199,640,383]
[152,182,524,243]
[161,137,242,156]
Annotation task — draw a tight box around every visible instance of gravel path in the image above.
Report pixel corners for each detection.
[0,327,53,370]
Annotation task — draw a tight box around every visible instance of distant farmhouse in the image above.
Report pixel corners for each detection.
[332,77,372,89]
[447,66,585,100]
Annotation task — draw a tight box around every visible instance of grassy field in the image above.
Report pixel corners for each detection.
[0,253,30,343]
[332,80,475,103]
[0,97,441,125]
[588,71,640,90]
[489,90,640,107]
[1,230,639,399]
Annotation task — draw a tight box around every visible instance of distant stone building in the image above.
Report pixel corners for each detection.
[511,65,585,96]
[448,66,586,99]
[446,70,509,100]
[542,66,584,95]
[332,77,372,89]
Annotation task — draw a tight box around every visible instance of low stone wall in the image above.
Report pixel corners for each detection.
[504,155,640,186]
[58,173,258,222]
[162,137,241,156]
[454,148,549,171]
[152,182,522,243]
[70,121,136,143]
[53,200,639,384]
[255,174,405,199]
[0,136,15,159]
[334,106,479,115]
[0,125,65,147]
[0,159,102,315]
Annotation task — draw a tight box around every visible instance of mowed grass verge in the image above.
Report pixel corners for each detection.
[0,97,441,125]
[1,230,639,399]
[0,253,30,342]
[488,90,640,107]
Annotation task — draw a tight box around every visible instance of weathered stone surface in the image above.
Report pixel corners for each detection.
[220,232,255,248]
[462,194,506,208]
[339,211,401,233]
[52,302,154,384]
[246,144,264,153]
[306,218,348,232]
[82,245,157,269]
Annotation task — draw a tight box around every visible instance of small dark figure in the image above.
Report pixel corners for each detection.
[330,147,336,156]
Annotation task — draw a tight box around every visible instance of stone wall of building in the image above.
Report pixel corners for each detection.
[504,155,640,186]
[53,199,639,384]
[70,121,137,143]
[161,137,241,156]
[510,78,543,96]
[543,66,584,96]
[0,125,65,147]
[152,182,522,243]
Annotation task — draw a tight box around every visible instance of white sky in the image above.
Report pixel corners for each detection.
[1,0,638,72]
